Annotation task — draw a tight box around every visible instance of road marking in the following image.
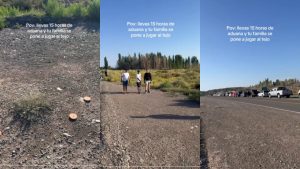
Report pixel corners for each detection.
[233,100,300,115]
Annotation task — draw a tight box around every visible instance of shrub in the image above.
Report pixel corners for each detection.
[0,6,20,17]
[65,3,87,18]
[43,0,99,20]
[11,95,52,128]
[44,0,64,18]
[159,81,173,89]
[0,17,5,29]
[87,0,100,21]
[13,0,43,10]
[188,91,200,102]
[171,72,181,77]
[194,82,200,89]
[172,79,189,89]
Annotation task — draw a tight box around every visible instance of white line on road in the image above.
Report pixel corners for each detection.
[233,100,300,115]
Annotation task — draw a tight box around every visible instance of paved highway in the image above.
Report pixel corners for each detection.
[200,96,300,169]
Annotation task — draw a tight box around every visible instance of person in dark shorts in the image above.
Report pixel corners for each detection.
[144,69,152,93]
[121,69,130,93]
[136,70,142,94]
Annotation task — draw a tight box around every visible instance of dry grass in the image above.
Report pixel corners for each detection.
[10,94,51,129]
[101,69,200,102]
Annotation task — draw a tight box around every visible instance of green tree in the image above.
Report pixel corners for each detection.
[104,56,108,69]
[191,56,199,66]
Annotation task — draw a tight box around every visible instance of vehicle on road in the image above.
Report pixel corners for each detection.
[268,87,293,98]
[249,89,259,97]
[258,88,269,97]
[240,91,249,97]
[213,92,224,96]
[298,90,300,97]
[230,91,238,97]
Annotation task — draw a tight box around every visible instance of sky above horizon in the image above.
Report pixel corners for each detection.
[100,0,200,67]
[201,0,300,91]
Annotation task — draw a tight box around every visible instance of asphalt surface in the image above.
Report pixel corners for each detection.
[200,96,300,169]
[100,81,200,167]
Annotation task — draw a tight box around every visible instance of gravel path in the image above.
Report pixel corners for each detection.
[0,23,101,168]
[100,81,200,167]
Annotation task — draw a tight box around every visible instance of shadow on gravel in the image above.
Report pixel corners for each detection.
[169,99,200,108]
[130,114,200,120]
[101,91,139,95]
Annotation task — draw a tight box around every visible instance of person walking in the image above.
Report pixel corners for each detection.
[144,69,152,93]
[136,70,142,94]
[121,69,130,93]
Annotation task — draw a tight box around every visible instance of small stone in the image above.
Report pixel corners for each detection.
[11,150,16,157]
[92,119,100,123]
[57,87,63,91]
[191,126,194,129]
[4,127,10,130]
[115,150,121,155]
[125,155,131,160]
[79,97,84,102]
[63,133,72,137]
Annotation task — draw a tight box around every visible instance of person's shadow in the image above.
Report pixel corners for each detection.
[130,114,200,120]
[101,91,140,95]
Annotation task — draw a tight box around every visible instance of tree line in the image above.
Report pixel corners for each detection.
[105,52,199,70]
[253,78,300,91]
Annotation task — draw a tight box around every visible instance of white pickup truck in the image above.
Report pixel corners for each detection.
[268,87,293,98]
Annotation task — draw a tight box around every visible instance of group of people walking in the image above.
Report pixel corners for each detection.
[121,69,152,94]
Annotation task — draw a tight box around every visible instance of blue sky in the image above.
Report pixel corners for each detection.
[100,0,200,67]
[201,0,300,91]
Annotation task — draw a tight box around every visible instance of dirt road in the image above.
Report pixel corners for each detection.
[200,96,300,169]
[99,81,200,167]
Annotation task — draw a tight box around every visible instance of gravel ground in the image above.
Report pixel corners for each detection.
[99,81,200,168]
[0,22,101,168]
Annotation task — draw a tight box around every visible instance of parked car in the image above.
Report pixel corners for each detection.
[240,91,249,97]
[268,87,293,98]
[258,89,269,97]
[213,92,225,96]
[230,91,238,97]
[249,89,259,97]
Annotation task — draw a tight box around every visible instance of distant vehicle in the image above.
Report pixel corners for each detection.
[268,87,293,98]
[213,92,224,96]
[298,90,300,97]
[249,89,259,97]
[230,91,238,97]
[258,89,269,97]
[240,91,249,97]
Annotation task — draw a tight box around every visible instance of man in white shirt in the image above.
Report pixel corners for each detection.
[136,70,142,94]
[121,69,130,93]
